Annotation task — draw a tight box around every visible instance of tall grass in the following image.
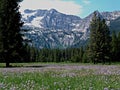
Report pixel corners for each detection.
[0,69,120,90]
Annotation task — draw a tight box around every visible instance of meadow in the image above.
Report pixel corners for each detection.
[0,63,120,90]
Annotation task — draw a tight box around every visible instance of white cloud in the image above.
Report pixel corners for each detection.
[83,0,91,5]
[19,0,82,16]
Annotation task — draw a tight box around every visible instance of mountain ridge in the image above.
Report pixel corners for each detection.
[22,9,120,48]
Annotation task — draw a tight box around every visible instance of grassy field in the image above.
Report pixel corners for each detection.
[0,63,120,90]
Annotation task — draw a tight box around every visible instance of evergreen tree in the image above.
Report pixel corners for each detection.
[101,19,111,63]
[82,46,90,63]
[0,0,24,67]
[111,31,120,62]
[79,47,84,62]
[89,12,111,64]
[111,31,118,62]
[117,32,120,62]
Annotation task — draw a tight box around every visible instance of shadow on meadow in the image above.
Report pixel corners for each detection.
[0,63,47,68]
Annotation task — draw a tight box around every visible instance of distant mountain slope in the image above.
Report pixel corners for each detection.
[22,9,81,31]
[101,11,120,25]
[109,17,120,32]
[21,9,120,48]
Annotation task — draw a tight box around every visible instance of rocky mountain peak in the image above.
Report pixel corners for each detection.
[22,9,120,48]
[49,9,58,13]
[24,9,36,13]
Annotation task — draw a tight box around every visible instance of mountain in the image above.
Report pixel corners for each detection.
[109,17,120,32]
[101,11,120,25]
[22,9,81,31]
[21,9,120,48]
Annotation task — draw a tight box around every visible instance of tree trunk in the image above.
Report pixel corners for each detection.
[6,62,10,67]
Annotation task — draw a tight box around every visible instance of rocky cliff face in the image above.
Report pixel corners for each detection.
[21,9,120,48]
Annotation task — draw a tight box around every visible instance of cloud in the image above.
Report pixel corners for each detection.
[83,0,91,5]
[19,0,82,16]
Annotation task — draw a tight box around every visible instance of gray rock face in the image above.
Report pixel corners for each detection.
[21,9,120,48]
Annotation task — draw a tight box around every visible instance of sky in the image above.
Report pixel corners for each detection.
[20,0,120,18]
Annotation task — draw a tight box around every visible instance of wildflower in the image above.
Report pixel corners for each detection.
[104,87,109,90]
[89,87,93,90]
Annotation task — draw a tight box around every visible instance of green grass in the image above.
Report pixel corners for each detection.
[0,69,120,90]
[0,63,120,89]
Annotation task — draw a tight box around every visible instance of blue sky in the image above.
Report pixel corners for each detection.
[76,0,120,18]
[20,0,120,18]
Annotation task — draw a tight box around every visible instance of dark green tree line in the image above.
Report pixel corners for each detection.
[24,47,84,63]
[111,31,120,62]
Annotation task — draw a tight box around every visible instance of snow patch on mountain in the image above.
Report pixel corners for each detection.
[21,9,120,48]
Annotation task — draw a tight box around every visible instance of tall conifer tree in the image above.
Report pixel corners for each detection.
[89,11,111,64]
[111,31,120,62]
[0,0,24,67]
[117,32,120,62]
[111,31,118,61]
